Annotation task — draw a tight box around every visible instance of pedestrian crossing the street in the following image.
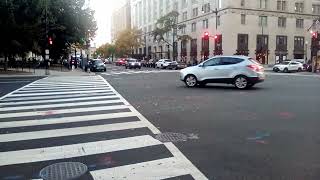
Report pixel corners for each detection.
[101,70,179,76]
[0,76,207,180]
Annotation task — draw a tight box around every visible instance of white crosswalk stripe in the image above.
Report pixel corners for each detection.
[0,75,207,180]
[101,70,179,76]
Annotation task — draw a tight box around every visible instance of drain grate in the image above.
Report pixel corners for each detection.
[155,132,188,142]
[39,162,88,180]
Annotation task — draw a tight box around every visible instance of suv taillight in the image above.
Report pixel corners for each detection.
[247,64,263,72]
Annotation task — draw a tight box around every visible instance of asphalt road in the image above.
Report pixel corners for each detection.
[0,76,43,97]
[1,67,320,180]
[101,66,320,180]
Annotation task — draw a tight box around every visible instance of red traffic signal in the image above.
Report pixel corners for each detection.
[312,32,317,38]
[203,32,209,40]
[48,37,53,45]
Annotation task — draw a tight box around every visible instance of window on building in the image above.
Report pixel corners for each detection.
[237,34,249,54]
[173,1,178,10]
[202,19,209,29]
[190,39,197,58]
[295,2,304,13]
[294,36,304,50]
[202,3,211,13]
[278,17,286,28]
[192,8,198,17]
[312,4,320,14]
[191,22,197,32]
[259,16,268,26]
[181,0,187,9]
[241,0,245,7]
[182,11,188,21]
[259,0,268,9]
[276,36,287,50]
[159,0,164,16]
[296,19,304,28]
[181,26,186,34]
[277,1,287,11]
[181,40,187,57]
[217,16,221,26]
[241,14,246,25]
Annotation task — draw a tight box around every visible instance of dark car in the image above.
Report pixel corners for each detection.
[115,58,127,66]
[125,59,141,69]
[85,59,106,72]
[177,62,188,69]
[167,61,187,70]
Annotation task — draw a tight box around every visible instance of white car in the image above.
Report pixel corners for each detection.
[180,56,265,89]
[155,59,173,69]
[273,61,304,73]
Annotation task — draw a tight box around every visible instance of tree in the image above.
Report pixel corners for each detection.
[114,28,142,57]
[151,11,191,61]
[0,0,97,70]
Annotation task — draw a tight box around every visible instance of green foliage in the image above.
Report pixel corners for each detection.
[151,11,179,40]
[0,0,97,67]
[114,28,142,57]
[95,43,116,58]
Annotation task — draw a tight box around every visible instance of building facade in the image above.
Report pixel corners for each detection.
[111,0,131,42]
[131,0,318,64]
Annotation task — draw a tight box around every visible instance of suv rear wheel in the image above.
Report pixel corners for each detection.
[184,75,198,87]
[234,76,249,89]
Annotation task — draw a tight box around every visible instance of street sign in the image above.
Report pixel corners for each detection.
[45,55,50,60]
[45,49,50,55]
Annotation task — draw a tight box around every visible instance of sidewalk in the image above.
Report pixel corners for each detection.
[0,67,91,77]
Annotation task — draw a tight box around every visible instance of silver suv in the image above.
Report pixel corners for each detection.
[180,56,265,89]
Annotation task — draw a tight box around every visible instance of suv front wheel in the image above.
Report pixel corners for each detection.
[184,75,198,87]
[234,75,249,89]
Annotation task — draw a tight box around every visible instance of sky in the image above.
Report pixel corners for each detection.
[90,0,127,47]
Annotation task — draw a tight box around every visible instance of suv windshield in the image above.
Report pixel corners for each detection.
[93,60,103,64]
[128,59,137,62]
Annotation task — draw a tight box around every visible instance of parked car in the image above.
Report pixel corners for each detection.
[115,58,127,66]
[273,61,304,73]
[168,61,187,70]
[155,59,173,69]
[85,59,106,72]
[180,56,265,89]
[125,58,141,69]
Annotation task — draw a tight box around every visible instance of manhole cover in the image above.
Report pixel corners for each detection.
[155,132,188,142]
[39,162,88,180]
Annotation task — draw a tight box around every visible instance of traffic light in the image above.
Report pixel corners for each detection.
[203,32,209,40]
[214,34,223,55]
[48,37,53,45]
[312,32,318,39]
